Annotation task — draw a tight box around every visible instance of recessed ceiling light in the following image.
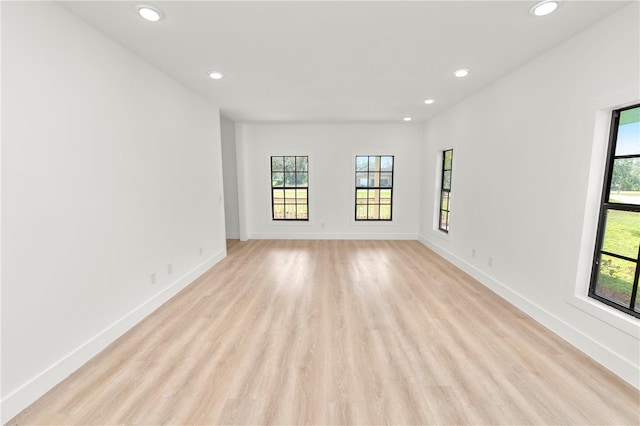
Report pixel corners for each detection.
[403,117,412,122]
[424,99,435,105]
[453,69,471,78]
[530,1,559,17]
[208,70,225,80]
[137,5,163,22]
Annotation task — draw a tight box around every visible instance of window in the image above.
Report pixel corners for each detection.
[439,149,453,232]
[271,156,308,220]
[589,104,640,318]
[355,155,394,220]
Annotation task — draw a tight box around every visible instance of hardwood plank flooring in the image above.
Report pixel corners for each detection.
[9,240,640,425]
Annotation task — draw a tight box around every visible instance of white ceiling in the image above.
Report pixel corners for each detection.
[60,1,631,123]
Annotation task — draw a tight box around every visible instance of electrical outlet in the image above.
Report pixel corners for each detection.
[150,272,156,285]
[199,247,203,256]
[488,257,493,267]
[472,249,476,258]
[167,264,172,275]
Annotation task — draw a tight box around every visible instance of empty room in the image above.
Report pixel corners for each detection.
[2,0,639,424]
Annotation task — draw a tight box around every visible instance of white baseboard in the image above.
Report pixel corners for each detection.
[248,232,418,240]
[0,250,226,424]
[225,231,240,239]
[418,234,640,389]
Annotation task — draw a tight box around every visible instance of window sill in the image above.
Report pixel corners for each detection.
[351,219,397,226]
[566,294,639,338]
[431,227,452,242]
[268,219,313,227]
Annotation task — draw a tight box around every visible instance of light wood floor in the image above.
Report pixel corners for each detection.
[9,240,639,425]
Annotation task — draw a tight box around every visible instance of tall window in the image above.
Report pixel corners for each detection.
[355,155,394,221]
[271,156,308,220]
[589,104,640,318]
[439,149,453,232]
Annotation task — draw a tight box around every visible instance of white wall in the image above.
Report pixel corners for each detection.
[419,3,640,387]
[236,123,422,239]
[1,2,227,421]
[220,115,240,239]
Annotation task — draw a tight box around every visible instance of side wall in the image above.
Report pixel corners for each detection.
[418,3,640,387]
[221,115,240,239]
[1,2,227,421]
[236,123,422,240]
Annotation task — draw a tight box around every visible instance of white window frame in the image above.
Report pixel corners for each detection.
[568,88,640,336]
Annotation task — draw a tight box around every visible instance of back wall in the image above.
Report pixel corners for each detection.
[235,123,422,240]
